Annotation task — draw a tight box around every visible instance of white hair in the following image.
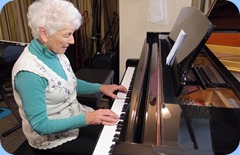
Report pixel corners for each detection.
[27,0,82,38]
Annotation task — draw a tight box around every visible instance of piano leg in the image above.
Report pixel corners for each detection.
[180,105,199,150]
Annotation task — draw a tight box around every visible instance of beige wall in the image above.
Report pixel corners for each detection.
[119,0,191,80]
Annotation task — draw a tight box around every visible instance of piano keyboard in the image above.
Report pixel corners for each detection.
[92,66,135,155]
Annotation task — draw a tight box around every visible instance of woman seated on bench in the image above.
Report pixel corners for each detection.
[12,0,127,154]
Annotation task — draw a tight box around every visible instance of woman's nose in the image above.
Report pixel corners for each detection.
[68,34,74,44]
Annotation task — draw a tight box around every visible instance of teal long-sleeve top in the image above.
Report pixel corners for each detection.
[14,39,101,135]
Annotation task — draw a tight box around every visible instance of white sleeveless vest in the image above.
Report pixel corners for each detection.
[12,47,93,149]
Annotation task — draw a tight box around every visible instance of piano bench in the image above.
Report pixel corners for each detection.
[75,68,114,109]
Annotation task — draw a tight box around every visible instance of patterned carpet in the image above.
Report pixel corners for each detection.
[0,101,25,154]
[0,108,11,120]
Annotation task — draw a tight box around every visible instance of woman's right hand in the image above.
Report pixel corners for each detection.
[85,109,119,126]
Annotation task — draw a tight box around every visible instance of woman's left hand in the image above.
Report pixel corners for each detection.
[99,84,127,99]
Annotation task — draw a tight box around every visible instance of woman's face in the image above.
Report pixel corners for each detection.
[46,26,75,54]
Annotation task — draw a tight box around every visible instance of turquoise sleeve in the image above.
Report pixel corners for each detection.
[76,79,101,94]
[14,71,87,135]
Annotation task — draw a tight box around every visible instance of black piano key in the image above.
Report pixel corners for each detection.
[118,120,123,125]
[110,144,114,148]
[112,137,118,142]
[125,98,130,103]
[113,135,120,141]
[122,106,128,111]
[108,145,115,154]
[120,113,125,117]
[114,133,120,138]
[122,108,127,113]
[117,125,123,130]
[117,124,123,129]
[108,148,113,154]
[122,104,128,110]
[115,128,121,132]
[125,95,130,99]
[120,114,125,120]
[127,91,131,96]
[92,67,136,155]
[117,123,122,128]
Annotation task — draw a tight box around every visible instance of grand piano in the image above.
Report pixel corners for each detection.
[93,6,240,155]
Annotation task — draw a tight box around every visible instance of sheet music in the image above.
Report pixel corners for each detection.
[166,29,186,66]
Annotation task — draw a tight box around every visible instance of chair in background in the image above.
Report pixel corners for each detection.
[0,41,26,137]
[75,68,114,109]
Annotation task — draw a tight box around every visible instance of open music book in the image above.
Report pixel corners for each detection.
[166,29,186,66]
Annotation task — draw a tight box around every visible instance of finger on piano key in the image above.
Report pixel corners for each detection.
[116,97,126,100]
[116,92,127,99]
[93,67,135,155]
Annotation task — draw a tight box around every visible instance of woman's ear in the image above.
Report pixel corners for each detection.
[38,27,48,43]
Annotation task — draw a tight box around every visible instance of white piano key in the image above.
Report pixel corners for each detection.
[92,67,135,155]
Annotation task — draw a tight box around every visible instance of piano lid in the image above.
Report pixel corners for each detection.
[169,7,213,72]
[166,7,214,96]
[206,0,240,31]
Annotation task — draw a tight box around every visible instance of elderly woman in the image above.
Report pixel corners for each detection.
[12,0,127,154]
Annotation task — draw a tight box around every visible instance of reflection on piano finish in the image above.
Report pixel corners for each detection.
[93,7,240,155]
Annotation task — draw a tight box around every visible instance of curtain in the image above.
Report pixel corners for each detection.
[0,0,119,48]
[0,0,118,70]
[0,0,33,43]
[191,0,216,15]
